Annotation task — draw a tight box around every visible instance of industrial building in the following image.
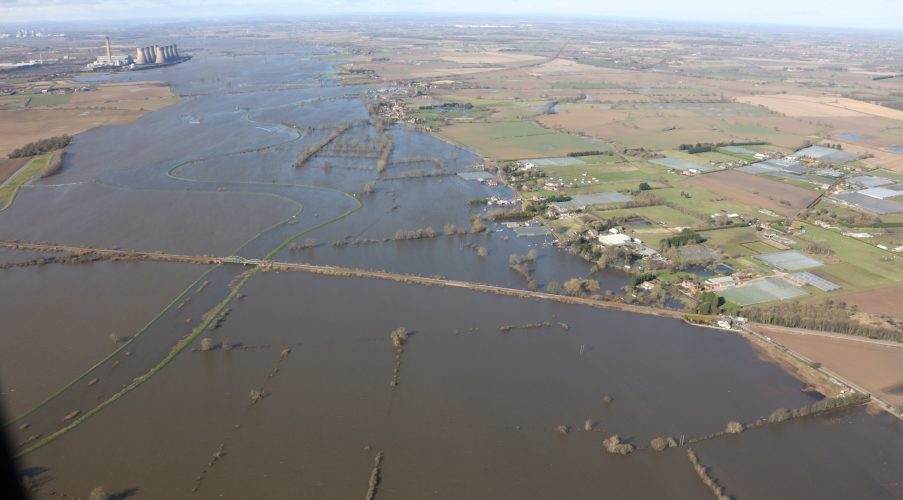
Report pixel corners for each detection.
[135,44,181,66]
[86,36,132,69]
[86,36,184,71]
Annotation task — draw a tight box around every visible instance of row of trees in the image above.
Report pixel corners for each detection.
[566,150,612,157]
[9,135,71,158]
[677,140,767,154]
[744,299,903,342]
[376,134,394,173]
[294,124,350,168]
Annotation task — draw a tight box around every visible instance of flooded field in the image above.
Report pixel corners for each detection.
[0,261,201,417]
[17,272,889,499]
[1,37,902,499]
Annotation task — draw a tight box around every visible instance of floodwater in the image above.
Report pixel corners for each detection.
[24,271,884,499]
[0,261,200,417]
[1,37,902,499]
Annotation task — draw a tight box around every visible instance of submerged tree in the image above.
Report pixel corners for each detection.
[390,327,409,352]
[200,338,214,351]
[89,487,109,500]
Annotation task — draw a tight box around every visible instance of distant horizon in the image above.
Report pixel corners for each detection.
[1,1,903,32]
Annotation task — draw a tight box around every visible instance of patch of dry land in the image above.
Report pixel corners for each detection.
[686,170,821,216]
[737,94,903,120]
[836,283,903,318]
[0,81,177,158]
[760,326,903,406]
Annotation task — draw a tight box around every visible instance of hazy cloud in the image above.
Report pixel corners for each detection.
[1,0,901,29]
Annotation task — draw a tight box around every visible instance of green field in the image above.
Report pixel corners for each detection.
[742,241,776,253]
[538,156,678,186]
[794,223,903,290]
[723,123,778,136]
[439,120,605,160]
[655,185,766,221]
[869,169,903,182]
[592,205,703,227]
[697,225,759,258]
[26,93,71,107]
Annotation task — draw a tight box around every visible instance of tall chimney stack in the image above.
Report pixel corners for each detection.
[105,35,112,65]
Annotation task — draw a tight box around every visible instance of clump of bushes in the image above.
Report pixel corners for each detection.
[471,215,485,233]
[563,278,600,297]
[724,421,744,434]
[390,327,408,352]
[200,338,214,351]
[661,229,703,249]
[248,389,267,405]
[650,436,678,451]
[768,407,792,423]
[603,435,636,455]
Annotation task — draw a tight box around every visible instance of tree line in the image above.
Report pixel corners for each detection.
[678,140,767,154]
[8,135,71,158]
[744,299,903,342]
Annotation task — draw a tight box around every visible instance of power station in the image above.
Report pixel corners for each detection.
[87,36,187,71]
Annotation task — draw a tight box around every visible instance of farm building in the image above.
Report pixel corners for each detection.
[705,276,736,290]
[599,233,632,246]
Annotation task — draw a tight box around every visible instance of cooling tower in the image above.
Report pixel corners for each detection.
[155,46,165,64]
[173,45,179,58]
[135,47,146,65]
[165,45,174,60]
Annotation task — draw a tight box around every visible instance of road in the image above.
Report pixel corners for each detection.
[0,239,688,320]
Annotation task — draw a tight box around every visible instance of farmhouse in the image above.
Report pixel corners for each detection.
[705,276,736,291]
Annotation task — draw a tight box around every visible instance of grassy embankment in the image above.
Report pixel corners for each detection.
[0,153,51,213]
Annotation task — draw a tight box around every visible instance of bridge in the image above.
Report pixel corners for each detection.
[221,255,263,265]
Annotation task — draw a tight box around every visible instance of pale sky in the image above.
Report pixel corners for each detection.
[1,0,901,30]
